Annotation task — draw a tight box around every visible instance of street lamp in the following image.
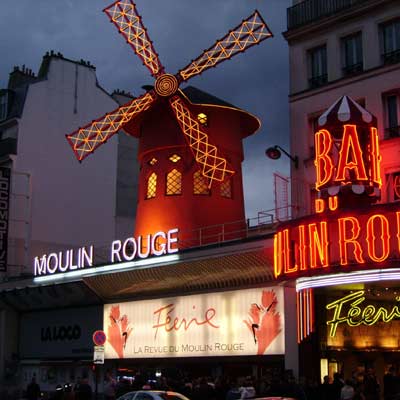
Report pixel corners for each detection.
[265,145,299,169]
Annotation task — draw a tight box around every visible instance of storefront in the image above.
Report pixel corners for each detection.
[19,305,102,392]
[273,95,400,386]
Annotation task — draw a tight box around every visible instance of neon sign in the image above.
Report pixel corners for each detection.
[34,228,179,277]
[315,124,381,191]
[274,201,400,279]
[326,290,400,337]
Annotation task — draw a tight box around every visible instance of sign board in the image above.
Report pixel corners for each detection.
[0,167,11,272]
[93,330,107,346]
[93,345,104,364]
[20,306,102,359]
[103,287,285,359]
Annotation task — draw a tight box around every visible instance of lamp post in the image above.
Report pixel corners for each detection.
[265,145,299,169]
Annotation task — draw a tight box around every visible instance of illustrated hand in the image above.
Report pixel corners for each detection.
[107,305,132,358]
[243,290,281,354]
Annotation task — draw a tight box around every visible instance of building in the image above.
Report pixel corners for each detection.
[285,0,400,216]
[0,51,139,279]
[283,0,400,386]
[0,51,139,395]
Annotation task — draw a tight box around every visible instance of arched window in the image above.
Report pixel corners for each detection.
[220,179,232,198]
[146,172,157,199]
[166,169,182,195]
[193,171,210,195]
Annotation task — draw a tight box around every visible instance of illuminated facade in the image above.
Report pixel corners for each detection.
[284,0,400,384]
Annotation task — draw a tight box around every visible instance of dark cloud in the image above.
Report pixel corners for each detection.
[0,0,291,217]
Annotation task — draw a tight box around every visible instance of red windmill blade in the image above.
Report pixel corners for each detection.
[178,11,273,82]
[103,0,164,78]
[65,0,273,185]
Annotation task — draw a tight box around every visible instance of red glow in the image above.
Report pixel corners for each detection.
[314,129,334,191]
[366,214,390,262]
[335,125,367,182]
[338,217,364,265]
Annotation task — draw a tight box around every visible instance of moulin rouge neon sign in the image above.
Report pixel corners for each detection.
[33,228,179,277]
[273,116,389,279]
[326,290,400,337]
[315,124,381,191]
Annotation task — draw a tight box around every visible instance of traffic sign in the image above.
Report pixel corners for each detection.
[93,345,104,364]
[92,330,107,346]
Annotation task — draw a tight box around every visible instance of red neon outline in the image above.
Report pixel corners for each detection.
[338,216,365,265]
[308,222,329,268]
[314,129,333,191]
[370,127,382,188]
[335,125,368,182]
[366,214,390,262]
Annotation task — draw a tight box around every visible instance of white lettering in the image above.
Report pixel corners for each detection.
[34,255,47,276]
[47,253,58,274]
[152,231,166,256]
[122,238,137,261]
[138,234,151,258]
[167,228,179,254]
[81,246,93,268]
[111,240,122,263]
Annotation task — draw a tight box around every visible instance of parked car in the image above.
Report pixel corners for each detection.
[117,390,190,400]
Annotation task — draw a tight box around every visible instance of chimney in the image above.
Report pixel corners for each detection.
[8,65,37,90]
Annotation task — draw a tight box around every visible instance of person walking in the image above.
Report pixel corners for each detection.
[26,376,41,400]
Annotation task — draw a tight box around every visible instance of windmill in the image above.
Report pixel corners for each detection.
[66,0,273,245]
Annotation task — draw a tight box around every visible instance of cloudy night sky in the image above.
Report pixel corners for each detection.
[0,0,291,218]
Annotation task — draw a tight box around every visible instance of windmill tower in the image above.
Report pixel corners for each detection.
[66,0,273,246]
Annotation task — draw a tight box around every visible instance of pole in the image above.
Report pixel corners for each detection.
[95,364,98,400]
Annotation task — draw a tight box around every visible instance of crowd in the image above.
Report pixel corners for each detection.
[22,366,400,400]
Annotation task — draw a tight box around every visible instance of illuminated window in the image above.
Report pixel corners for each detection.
[308,45,327,88]
[146,173,157,199]
[220,179,232,198]
[169,154,181,163]
[149,157,158,166]
[166,169,182,195]
[341,32,363,76]
[193,171,209,195]
[197,113,208,125]
[381,19,400,64]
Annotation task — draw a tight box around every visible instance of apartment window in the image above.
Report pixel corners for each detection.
[381,19,400,64]
[342,32,363,75]
[166,169,182,195]
[0,92,8,121]
[384,94,400,138]
[146,172,157,199]
[308,45,327,88]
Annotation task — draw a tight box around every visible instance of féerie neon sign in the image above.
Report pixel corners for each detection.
[326,290,400,337]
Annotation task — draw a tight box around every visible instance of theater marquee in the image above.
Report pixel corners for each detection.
[103,287,285,359]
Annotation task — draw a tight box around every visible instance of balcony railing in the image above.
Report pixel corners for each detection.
[308,74,328,89]
[342,62,364,76]
[383,49,400,65]
[287,0,369,30]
